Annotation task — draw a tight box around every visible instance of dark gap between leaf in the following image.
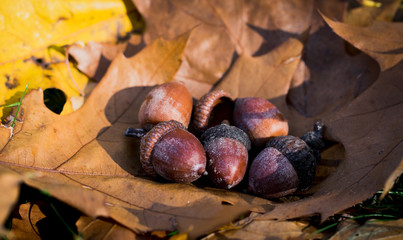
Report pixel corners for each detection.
[43,88,67,114]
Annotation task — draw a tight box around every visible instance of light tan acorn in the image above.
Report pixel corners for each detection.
[138,82,193,130]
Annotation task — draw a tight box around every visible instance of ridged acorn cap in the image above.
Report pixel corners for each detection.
[200,123,251,151]
[192,90,233,133]
[265,135,316,191]
[140,120,186,177]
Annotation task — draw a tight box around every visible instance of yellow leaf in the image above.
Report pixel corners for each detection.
[0,0,143,119]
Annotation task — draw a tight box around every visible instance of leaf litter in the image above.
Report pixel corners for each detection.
[1,0,403,239]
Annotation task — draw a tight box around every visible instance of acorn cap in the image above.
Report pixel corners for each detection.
[140,120,186,177]
[300,121,325,163]
[265,135,316,191]
[200,123,251,151]
[192,90,233,132]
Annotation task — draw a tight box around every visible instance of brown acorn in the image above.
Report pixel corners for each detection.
[200,123,251,189]
[125,120,207,183]
[233,97,288,148]
[138,82,193,130]
[248,122,324,198]
[192,90,234,134]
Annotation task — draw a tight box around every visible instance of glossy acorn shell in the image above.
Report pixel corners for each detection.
[138,82,193,130]
[248,147,299,198]
[200,123,251,189]
[233,97,288,148]
[140,120,206,183]
[248,134,318,198]
[265,135,317,191]
[204,138,248,189]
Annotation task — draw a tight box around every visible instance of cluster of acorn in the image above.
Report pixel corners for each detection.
[125,82,324,199]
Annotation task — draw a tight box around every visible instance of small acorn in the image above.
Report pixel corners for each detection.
[192,90,234,134]
[248,122,324,198]
[200,122,251,189]
[125,120,207,183]
[138,82,193,130]
[233,97,288,148]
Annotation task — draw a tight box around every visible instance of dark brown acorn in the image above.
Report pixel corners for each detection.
[200,123,251,189]
[248,122,324,198]
[233,97,288,148]
[125,120,207,183]
[192,90,234,134]
[138,82,193,130]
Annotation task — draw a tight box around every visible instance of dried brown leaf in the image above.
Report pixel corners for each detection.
[69,35,145,82]
[256,60,403,222]
[344,0,401,27]
[76,216,138,240]
[204,219,309,240]
[322,13,403,71]
[287,24,379,122]
[131,0,329,98]
[330,219,403,240]
[214,38,303,100]
[0,168,22,236]
[0,33,268,239]
[7,203,44,240]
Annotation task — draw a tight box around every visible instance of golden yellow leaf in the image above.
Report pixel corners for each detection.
[0,0,143,119]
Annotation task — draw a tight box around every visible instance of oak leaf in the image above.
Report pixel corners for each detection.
[0,34,267,239]
[0,0,142,118]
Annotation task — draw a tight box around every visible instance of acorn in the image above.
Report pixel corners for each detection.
[200,122,251,189]
[192,90,234,134]
[233,97,288,148]
[138,82,193,130]
[125,120,207,183]
[248,122,324,198]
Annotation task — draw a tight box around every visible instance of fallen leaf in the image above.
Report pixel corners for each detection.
[0,34,268,239]
[132,0,235,97]
[131,0,329,98]
[0,0,143,118]
[69,35,146,82]
[322,13,403,71]
[214,38,303,100]
[287,22,379,121]
[6,203,44,240]
[380,159,403,200]
[76,216,137,240]
[330,219,403,240]
[6,193,82,240]
[204,219,310,240]
[343,0,401,27]
[0,168,22,236]
[256,60,403,222]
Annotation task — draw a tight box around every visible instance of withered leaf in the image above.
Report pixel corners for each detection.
[204,219,310,240]
[7,203,44,240]
[214,38,303,100]
[322,13,403,71]
[0,168,22,236]
[330,219,403,240]
[76,216,137,240]
[343,0,401,27]
[256,60,403,222]
[0,34,267,239]
[132,0,329,98]
[69,35,146,82]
